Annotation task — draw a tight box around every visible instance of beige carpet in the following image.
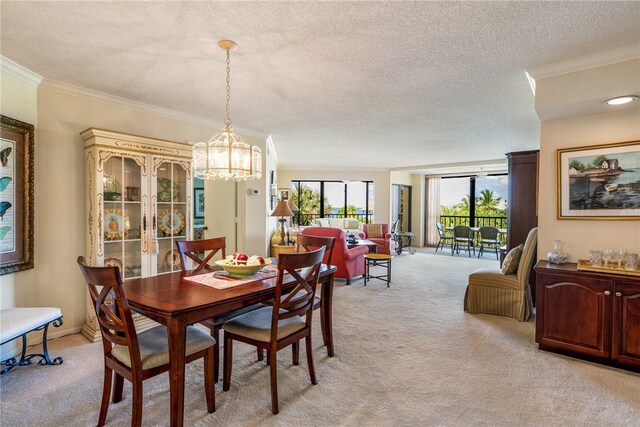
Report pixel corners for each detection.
[1,250,639,426]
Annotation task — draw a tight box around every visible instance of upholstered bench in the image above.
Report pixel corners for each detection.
[0,307,64,374]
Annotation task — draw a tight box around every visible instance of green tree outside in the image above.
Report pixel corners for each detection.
[291,183,331,225]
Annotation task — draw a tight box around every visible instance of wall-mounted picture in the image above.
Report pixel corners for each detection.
[557,140,640,220]
[278,188,290,201]
[0,115,35,275]
[194,188,205,218]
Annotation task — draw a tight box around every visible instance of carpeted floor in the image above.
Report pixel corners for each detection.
[1,250,639,426]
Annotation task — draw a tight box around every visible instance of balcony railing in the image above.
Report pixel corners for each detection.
[295,213,372,226]
[439,215,507,229]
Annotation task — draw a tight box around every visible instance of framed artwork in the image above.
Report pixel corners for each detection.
[557,140,640,220]
[194,188,205,218]
[278,188,290,201]
[0,115,35,275]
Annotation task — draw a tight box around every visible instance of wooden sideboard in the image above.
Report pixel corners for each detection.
[535,261,640,372]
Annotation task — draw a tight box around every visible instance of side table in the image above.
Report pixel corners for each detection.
[394,231,415,255]
[364,253,392,287]
[271,244,300,259]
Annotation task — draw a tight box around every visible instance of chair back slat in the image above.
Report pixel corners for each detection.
[77,256,141,365]
[271,248,325,341]
[176,237,226,273]
[296,234,335,266]
[479,226,499,240]
[453,225,471,239]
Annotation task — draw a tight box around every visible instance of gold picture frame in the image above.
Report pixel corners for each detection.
[0,115,35,274]
[557,140,640,220]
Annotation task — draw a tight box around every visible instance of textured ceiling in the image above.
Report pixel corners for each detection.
[1,1,639,171]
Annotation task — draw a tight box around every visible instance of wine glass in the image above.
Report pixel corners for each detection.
[602,248,613,267]
[615,248,627,268]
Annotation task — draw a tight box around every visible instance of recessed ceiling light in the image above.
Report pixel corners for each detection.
[603,96,638,106]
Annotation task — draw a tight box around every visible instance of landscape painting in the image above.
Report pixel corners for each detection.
[558,140,640,219]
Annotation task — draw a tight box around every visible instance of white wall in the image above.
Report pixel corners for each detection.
[0,68,39,358]
[536,58,640,261]
[277,170,391,226]
[538,109,640,260]
[0,70,38,310]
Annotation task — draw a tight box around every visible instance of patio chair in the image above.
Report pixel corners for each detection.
[452,225,474,257]
[436,223,454,252]
[477,226,501,259]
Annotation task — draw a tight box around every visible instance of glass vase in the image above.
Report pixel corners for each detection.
[547,240,567,264]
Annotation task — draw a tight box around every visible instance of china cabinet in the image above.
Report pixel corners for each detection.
[80,128,193,341]
[535,260,640,372]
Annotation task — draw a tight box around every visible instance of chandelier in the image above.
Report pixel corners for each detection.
[193,40,262,181]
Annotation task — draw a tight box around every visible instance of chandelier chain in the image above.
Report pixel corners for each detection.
[225,48,232,128]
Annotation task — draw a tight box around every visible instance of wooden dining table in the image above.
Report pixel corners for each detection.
[124,264,337,427]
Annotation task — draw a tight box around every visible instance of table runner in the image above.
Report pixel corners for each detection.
[184,264,278,290]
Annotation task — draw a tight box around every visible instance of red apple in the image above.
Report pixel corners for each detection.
[256,256,265,265]
[235,253,248,264]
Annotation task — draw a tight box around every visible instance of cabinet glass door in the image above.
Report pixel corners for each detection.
[155,161,188,274]
[103,156,143,279]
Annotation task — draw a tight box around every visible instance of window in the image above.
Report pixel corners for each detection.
[291,180,374,225]
[439,174,507,229]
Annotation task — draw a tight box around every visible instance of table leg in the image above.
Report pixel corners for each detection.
[387,259,391,287]
[167,319,187,427]
[322,274,335,357]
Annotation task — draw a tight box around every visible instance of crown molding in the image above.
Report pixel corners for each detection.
[0,56,43,87]
[39,78,220,128]
[38,78,269,141]
[526,43,640,81]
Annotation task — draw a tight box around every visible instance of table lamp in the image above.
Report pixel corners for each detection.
[271,200,294,245]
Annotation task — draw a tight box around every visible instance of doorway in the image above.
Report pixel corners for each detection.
[392,184,411,232]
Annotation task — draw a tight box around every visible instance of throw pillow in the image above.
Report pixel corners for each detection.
[367,224,384,238]
[328,219,344,228]
[501,244,523,274]
[318,219,329,227]
[346,218,360,229]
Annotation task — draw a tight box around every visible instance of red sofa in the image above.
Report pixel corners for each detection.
[301,227,369,284]
[360,223,395,255]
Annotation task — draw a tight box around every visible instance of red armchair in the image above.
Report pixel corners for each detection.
[301,227,369,284]
[360,223,395,255]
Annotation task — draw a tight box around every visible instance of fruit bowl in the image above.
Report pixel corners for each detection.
[215,258,272,278]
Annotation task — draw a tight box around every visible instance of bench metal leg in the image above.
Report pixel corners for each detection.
[1,317,64,374]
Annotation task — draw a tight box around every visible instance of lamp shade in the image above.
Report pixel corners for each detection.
[286,199,299,213]
[271,200,294,217]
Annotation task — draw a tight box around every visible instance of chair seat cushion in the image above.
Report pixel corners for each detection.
[0,307,62,344]
[222,306,305,342]
[200,303,263,327]
[468,268,519,290]
[112,325,215,370]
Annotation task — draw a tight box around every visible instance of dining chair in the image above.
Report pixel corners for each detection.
[452,225,474,257]
[222,248,326,415]
[77,256,215,427]
[477,226,501,259]
[436,222,454,252]
[176,237,263,382]
[296,234,335,350]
